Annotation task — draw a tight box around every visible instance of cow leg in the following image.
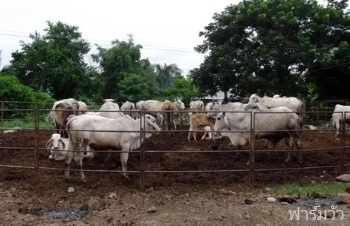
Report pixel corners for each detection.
[201,132,207,140]
[78,156,86,182]
[64,153,73,181]
[64,136,77,181]
[335,120,340,138]
[283,137,292,163]
[83,146,94,160]
[193,128,198,142]
[77,138,89,182]
[104,149,113,162]
[187,125,193,141]
[120,147,131,180]
[293,135,303,164]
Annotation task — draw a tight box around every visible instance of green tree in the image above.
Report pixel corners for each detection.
[307,41,350,100]
[140,59,161,97]
[0,75,54,117]
[117,73,154,102]
[194,0,350,99]
[162,76,199,103]
[92,35,143,98]
[155,63,182,88]
[7,21,90,99]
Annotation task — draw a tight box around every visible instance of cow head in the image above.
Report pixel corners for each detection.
[248,94,259,104]
[174,98,185,110]
[142,114,161,134]
[46,133,66,150]
[214,112,230,131]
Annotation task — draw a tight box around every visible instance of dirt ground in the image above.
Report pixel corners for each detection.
[0,127,350,225]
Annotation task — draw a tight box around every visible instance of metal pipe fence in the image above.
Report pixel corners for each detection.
[0,101,350,188]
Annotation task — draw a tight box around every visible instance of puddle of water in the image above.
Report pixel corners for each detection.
[36,207,88,220]
[293,197,343,207]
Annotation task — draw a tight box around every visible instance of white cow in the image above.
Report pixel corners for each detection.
[174,98,185,110]
[189,100,205,112]
[135,100,144,110]
[141,100,165,126]
[248,94,305,121]
[77,101,89,114]
[48,98,88,137]
[65,114,161,182]
[46,133,93,161]
[98,99,123,119]
[207,102,248,118]
[205,100,222,112]
[214,103,302,163]
[121,101,137,119]
[332,104,350,138]
[134,100,145,119]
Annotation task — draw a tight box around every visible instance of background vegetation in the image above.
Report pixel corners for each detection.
[0,0,349,106]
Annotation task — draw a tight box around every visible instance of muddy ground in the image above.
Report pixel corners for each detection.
[0,127,350,225]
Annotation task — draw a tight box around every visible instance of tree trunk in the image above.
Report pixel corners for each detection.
[224,91,228,104]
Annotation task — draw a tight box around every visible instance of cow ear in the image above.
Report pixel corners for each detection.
[46,138,53,149]
[222,112,225,116]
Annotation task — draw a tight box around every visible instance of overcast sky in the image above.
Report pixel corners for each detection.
[0,0,240,74]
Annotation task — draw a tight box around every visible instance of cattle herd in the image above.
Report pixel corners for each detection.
[45,95,350,182]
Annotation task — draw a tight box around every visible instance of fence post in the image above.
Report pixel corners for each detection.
[249,111,256,186]
[34,102,40,177]
[0,101,3,133]
[340,112,346,174]
[139,109,145,190]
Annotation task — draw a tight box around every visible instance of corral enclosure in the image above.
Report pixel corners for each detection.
[0,100,350,186]
[1,101,350,225]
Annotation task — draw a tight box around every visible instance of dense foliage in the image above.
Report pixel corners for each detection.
[191,0,350,102]
[3,24,198,103]
[6,21,90,99]
[0,75,54,117]
[2,0,350,105]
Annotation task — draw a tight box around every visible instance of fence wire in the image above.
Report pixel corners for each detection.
[0,101,349,187]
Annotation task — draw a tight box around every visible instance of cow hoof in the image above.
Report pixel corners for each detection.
[123,175,133,183]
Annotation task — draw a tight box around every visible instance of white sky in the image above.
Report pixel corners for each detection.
[0,0,239,75]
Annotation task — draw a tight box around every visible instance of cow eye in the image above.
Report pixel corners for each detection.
[217,117,221,120]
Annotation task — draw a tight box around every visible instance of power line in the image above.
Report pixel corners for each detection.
[0,31,197,53]
[0,32,29,38]
[308,61,350,73]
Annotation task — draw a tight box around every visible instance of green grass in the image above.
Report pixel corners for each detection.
[0,113,52,129]
[272,182,348,196]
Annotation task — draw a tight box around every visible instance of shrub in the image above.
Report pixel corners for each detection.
[0,75,54,118]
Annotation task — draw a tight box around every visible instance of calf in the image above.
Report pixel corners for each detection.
[187,113,216,141]
[46,133,94,161]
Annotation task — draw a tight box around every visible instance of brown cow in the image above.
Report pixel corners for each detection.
[187,113,215,141]
[161,100,177,130]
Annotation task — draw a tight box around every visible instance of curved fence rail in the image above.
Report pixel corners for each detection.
[0,101,350,188]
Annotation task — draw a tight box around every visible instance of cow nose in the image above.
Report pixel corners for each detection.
[54,147,59,150]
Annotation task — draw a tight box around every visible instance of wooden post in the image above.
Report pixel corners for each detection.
[340,111,346,174]
[139,109,145,190]
[34,102,40,177]
[249,111,256,186]
[0,101,3,133]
